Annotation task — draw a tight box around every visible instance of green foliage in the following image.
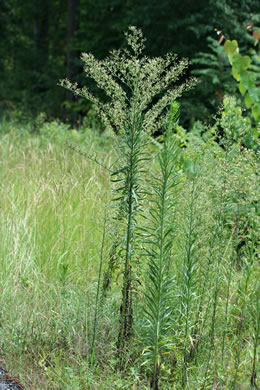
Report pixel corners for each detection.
[141,104,180,389]
[224,32,260,121]
[0,105,259,388]
[177,93,259,152]
[179,170,202,386]
[90,210,108,365]
[61,27,195,136]
[191,36,237,121]
[61,26,195,358]
[1,0,259,126]
[40,119,71,144]
[216,95,259,150]
[1,16,260,389]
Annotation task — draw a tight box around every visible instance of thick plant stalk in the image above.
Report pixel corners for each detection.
[180,175,200,387]
[102,237,120,298]
[116,119,144,356]
[142,105,180,389]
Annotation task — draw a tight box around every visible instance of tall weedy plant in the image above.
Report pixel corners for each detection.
[179,165,201,387]
[141,103,180,390]
[61,26,195,356]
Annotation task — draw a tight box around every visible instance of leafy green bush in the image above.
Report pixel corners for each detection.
[216,95,258,150]
[191,36,237,121]
[40,119,71,143]
[224,30,260,122]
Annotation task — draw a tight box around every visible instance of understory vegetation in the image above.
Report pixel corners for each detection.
[0,28,259,389]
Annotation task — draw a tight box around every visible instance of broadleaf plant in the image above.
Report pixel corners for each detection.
[224,29,260,123]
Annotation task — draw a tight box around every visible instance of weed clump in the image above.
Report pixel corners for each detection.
[61,26,196,360]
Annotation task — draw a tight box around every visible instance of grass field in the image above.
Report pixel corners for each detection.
[0,119,259,389]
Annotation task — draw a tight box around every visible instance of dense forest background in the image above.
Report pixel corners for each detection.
[0,0,259,127]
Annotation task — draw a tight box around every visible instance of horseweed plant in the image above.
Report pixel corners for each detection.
[179,165,201,387]
[61,26,196,357]
[141,103,181,390]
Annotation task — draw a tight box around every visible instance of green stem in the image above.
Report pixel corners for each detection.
[151,153,167,390]
[90,208,107,365]
[182,179,196,387]
[117,124,136,357]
